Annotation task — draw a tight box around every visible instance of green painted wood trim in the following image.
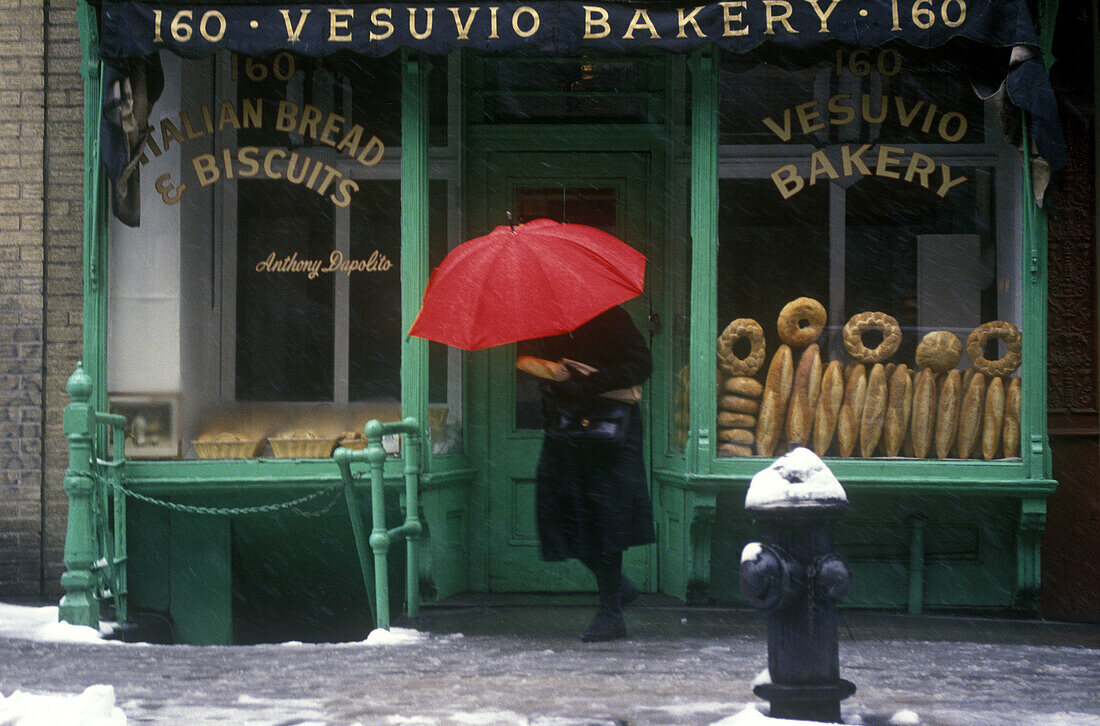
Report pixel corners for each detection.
[688,48,719,475]
[1020,113,1053,483]
[401,51,431,465]
[653,468,1058,496]
[77,2,108,417]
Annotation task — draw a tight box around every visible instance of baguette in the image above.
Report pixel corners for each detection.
[934,369,962,459]
[812,360,845,456]
[1002,377,1021,458]
[859,363,888,458]
[516,355,568,381]
[785,344,821,446]
[836,364,867,457]
[910,368,937,458]
[755,345,794,457]
[883,364,912,456]
[956,372,986,459]
[981,376,1005,460]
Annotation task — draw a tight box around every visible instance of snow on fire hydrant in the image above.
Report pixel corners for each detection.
[740,447,856,723]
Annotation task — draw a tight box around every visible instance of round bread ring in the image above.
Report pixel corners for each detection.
[843,311,902,364]
[777,297,827,347]
[966,321,1022,377]
[717,318,766,377]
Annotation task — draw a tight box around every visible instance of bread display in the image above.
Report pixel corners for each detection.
[910,367,937,458]
[966,320,1022,378]
[723,376,764,398]
[842,311,902,364]
[982,376,1005,460]
[915,331,962,373]
[934,369,962,459]
[858,364,888,458]
[785,343,821,446]
[717,318,767,377]
[956,372,986,459]
[1003,377,1021,458]
[777,297,826,347]
[883,364,912,457]
[710,309,1022,460]
[836,364,867,457]
[812,360,845,456]
[755,344,794,457]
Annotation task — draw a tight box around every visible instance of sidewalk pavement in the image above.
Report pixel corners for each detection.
[2,594,1099,726]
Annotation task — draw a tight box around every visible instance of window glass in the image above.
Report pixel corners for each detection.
[715,47,1020,461]
[108,51,419,459]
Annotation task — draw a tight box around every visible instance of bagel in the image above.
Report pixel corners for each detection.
[722,376,764,398]
[718,442,753,457]
[777,297,827,347]
[717,318,767,377]
[966,321,1022,377]
[719,394,760,414]
[916,331,962,373]
[718,428,754,445]
[843,311,902,364]
[718,411,756,428]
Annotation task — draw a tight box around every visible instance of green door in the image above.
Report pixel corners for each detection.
[479,150,657,592]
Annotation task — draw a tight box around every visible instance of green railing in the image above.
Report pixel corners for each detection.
[59,362,424,636]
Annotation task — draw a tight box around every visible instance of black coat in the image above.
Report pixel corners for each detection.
[533,306,656,562]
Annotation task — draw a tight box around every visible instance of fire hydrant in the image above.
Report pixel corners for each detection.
[739,447,856,723]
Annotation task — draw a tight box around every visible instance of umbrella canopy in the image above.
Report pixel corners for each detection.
[409,218,646,351]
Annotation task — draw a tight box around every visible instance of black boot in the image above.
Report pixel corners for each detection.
[620,575,640,608]
[580,551,627,642]
[581,593,626,642]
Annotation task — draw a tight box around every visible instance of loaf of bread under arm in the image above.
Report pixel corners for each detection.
[883,364,912,457]
[956,371,986,459]
[934,369,962,459]
[755,345,794,457]
[812,360,845,456]
[910,368,937,458]
[785,344,821,446]
[836,364,867,458]
[859,363,888,458]
[981,376,1005,460]
[1002,377,1021,458]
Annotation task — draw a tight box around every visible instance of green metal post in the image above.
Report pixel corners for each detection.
[337,448,378,624]
[59,365,101,628]
[401,52,431,448]
[400,418,422,618]
[688,48,720,474]
[366,420,392,630]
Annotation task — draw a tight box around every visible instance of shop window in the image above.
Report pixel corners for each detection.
[714,47,1021,461]
[108,51,462,459]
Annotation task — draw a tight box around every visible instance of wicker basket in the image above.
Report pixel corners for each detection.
[193,433,267,459]
[269,430,338,458]
[337,430,369,451]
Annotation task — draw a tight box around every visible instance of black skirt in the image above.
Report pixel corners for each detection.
[535,403,656,562]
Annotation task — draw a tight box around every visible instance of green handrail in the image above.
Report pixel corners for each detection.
[334,417,423,631]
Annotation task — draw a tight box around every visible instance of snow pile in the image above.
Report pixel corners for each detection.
[364,627,427,646]
[0,603,114,644]
[745,448,847,510]
[0,685,126,726]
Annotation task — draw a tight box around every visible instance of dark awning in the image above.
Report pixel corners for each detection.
[100,1,1045,60]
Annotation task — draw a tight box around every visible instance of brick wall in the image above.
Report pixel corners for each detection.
[0,0,46,596]
[0,0,83,597]
[43,0,85,596]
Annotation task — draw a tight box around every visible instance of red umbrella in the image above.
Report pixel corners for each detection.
[408,218,646,351]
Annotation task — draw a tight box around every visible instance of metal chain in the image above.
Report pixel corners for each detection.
[106,478,348,517]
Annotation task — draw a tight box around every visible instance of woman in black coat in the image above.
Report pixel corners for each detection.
[533,305,655,642]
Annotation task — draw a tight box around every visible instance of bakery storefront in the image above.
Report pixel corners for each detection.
[62,0,1064,643]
